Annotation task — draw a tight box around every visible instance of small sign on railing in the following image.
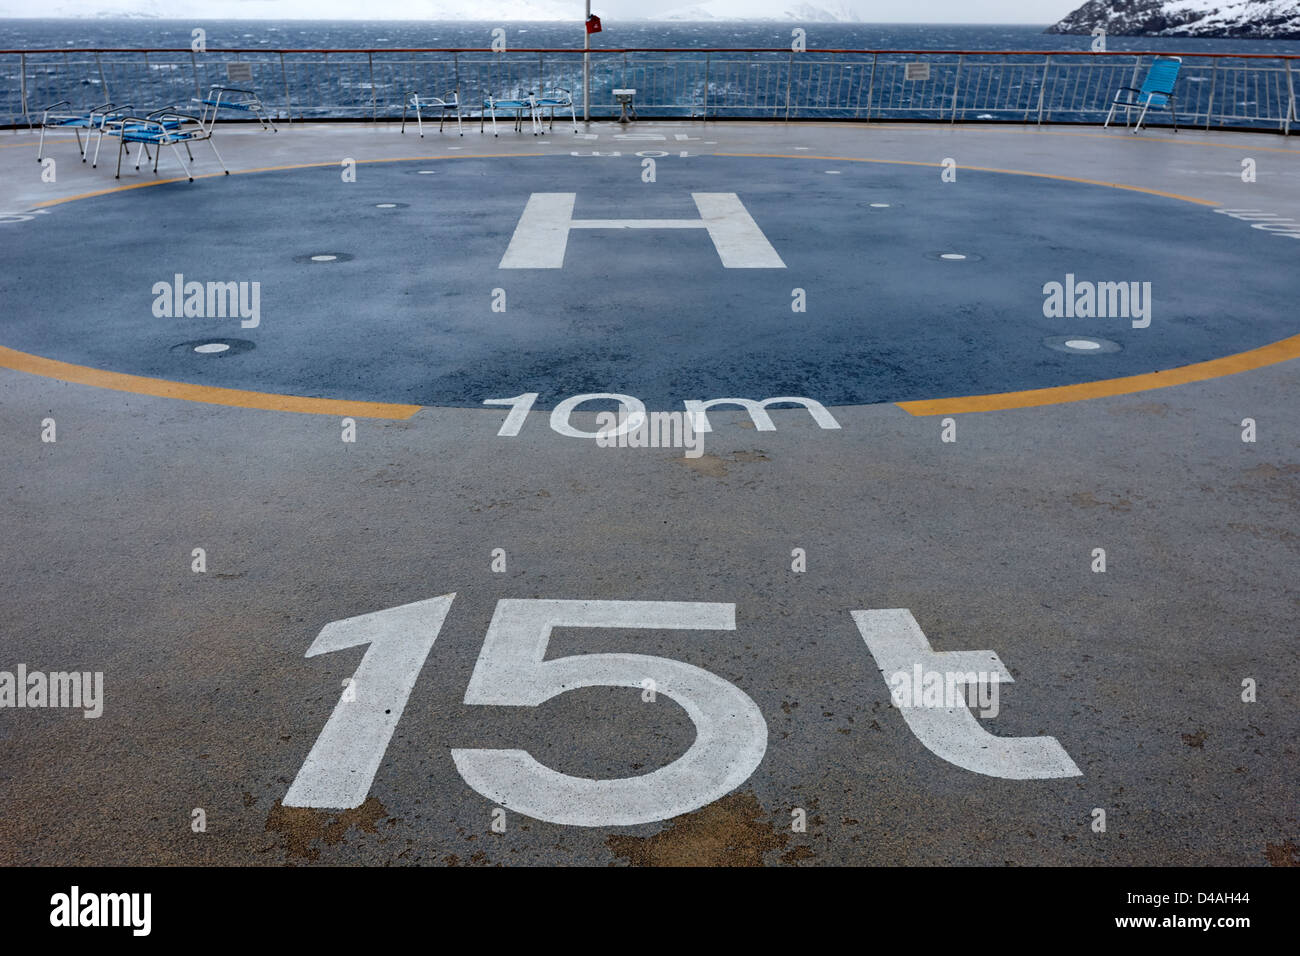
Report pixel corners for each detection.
[904,61,930,82]
[226,61,253,85]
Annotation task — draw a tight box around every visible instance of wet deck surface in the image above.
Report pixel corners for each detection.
[0,119,1297,866]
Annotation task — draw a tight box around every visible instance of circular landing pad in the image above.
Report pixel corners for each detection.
[3,155,1296,409]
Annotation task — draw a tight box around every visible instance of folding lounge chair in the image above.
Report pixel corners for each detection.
[535,88,578,133]
[37,101,125,163]
[89,106,177,168]
[192,86,277,132]
[400,89,463,137]
[1105,56,1182,133]
[481,92,541,136]
[107,112,229,182]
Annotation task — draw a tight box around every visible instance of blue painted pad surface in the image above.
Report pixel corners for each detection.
[1,155,1295,409]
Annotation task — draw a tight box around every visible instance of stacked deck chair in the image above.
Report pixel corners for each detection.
[105,111,229,182]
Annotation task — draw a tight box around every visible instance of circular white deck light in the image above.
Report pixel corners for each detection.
[1043,334,1120,355]
[193,342,230,354]
[869,202,891,208]
[417,170,436,174]
[310,254,338,262]
[375,203,398,208]
[940,253,967,260]
[825,170,841,174]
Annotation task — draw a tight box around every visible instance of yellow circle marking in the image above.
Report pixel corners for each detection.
[4,151,1297,416]
[4,154,547,418]
[0,344,422,419]
[719,151,1300,413]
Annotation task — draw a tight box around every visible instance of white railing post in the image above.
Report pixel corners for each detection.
[1036,54,1049,125]
[368,52,377,122]
[95,51,109,103]
[583,0,590,122]
[702,52,710,120]
[864,51,876,122]
[950,54,963,123]
[280,51,292,124]
[1206,58,1217,129]
[1286,59,1294,135]
[785,51,794,121]
[19,52,28,126]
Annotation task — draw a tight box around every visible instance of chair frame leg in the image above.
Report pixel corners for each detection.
[170,141,194,182]
[206,136,229,175]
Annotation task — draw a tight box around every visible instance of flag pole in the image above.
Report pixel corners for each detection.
[583,0,590,122]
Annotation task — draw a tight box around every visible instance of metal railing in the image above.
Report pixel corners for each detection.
[4,47,1296,133]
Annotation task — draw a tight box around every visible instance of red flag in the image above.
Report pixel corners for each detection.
[586,14,602,34]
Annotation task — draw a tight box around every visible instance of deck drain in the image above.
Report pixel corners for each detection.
[293,252,354,264]
[1043,335,1121,354]
[171,338,255,357]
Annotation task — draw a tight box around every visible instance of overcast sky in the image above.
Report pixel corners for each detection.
[0,1,1078,23]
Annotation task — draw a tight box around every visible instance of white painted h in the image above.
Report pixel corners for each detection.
[499,192,787,269]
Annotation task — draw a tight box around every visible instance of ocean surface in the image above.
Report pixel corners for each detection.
[3,19,1300,54]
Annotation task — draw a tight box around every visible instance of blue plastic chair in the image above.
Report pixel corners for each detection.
[1105,56,1182,133]
[401,89,463,137]
[535,88,578,133]
[37,101,124,162]
[192,86,277,133]
[481,92,541,136]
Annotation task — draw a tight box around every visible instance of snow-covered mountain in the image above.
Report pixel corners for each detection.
[1046,0,1300,38]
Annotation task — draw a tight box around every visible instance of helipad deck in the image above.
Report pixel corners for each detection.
[0,119,1297,866]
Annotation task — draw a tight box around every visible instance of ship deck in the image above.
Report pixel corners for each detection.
[0,118,1297,865]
